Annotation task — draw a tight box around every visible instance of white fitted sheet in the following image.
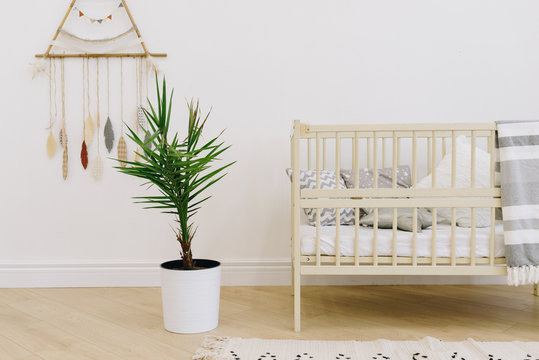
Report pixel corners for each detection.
[300,223,505,258]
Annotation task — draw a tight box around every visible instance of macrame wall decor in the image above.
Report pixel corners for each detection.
[34,0,166,181]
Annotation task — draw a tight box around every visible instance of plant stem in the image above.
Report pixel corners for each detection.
[180,237,194,270]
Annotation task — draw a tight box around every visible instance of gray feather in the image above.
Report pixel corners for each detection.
[104,117,115,153]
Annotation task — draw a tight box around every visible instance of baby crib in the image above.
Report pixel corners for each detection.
[289,120,507,332]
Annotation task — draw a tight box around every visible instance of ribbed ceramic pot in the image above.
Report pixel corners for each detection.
[160,259,221,334]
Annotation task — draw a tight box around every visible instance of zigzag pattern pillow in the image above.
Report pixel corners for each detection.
[286,169,355,226]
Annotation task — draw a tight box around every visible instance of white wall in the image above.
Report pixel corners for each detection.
[2,0,539,287]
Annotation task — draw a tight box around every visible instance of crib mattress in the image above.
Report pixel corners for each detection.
[300,223,505,258]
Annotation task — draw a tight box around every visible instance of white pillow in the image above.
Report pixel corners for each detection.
[415,136,491,227]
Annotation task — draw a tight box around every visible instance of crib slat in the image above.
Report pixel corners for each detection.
[354,207,360,267]
[427,137,432,174]
[471,131,476,188]
[367,137,372,169]
[451,207,456,266]
[392,207,397,266]
[412,207,418,266]
[336,208,341,266]
[316,133,321,189]
[397,137,401,166]
[432,131,437,187]
[373,208,378,266]
[451,131,456,188]
[373,132,378,188]
[335,132,341,184]
[412,131,417,187]
[392,132,397,189]
[354,132,359,189]
[316,208,320,267]
[322,138,326,170]
[307,138,312,170]
[471,208,476,266]
[490,207,495,266]
[431,208,437,266]
[383,137,387,168]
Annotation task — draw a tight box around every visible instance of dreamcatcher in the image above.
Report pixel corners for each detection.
[34,0,166,180]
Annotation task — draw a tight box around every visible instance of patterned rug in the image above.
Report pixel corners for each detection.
[193,336,539,360]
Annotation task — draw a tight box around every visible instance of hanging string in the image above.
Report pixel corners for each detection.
[46,58,57,158]
[53,58,58,125]
[61,58,66,140]
[93,57,104,180]
[48,59,53,130]
[120,57,124,134]
[117,57,128,167]
[82,57,86,129]
[104,57,115,153]
[61,57,68,180]
[96,58,101,153]
[80,58,89,170]
[107,58,110,116]
[87,57,91,118]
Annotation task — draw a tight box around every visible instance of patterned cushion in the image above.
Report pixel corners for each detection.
[340,166,411,216]
[340,166,411,190]
[286,169,355,226]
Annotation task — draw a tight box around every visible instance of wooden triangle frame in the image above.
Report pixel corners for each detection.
[35,0,166,58]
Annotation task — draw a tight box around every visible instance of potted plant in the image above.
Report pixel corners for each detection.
[116,77,234,333]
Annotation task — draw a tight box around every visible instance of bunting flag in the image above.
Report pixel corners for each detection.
[73,2,122,24]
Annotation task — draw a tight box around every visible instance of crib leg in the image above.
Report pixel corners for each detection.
[534,284,538,297]
[291,256,295,295]
[294,266,301,332]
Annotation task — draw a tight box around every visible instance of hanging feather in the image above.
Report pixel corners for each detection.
[46,131,56,158]
[134,151,141,163]
[92,155,104,180]
[84,115,95,145]
[144,132,153,150]
[59,129,68,146]
[118,136,128,167]
[104,117,115,153]
[137,105,146,128]
[80,141,88,169]
[62,146,68,180]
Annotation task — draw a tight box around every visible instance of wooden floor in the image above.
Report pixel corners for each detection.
[0,285,537,359]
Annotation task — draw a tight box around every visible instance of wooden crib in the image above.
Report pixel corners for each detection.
[290,120,507,332]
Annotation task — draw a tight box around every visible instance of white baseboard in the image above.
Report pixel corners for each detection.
[0,259,507,288]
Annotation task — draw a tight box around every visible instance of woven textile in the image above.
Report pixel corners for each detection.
[194,336,539,360]
[496,120,539,286]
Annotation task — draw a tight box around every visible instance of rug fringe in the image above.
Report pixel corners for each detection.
[507,265,539,286]
[192,336,231,360]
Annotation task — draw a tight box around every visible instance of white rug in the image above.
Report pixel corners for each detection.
[194,336,539,360]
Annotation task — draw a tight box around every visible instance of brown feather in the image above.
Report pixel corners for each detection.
[80,141,88,170]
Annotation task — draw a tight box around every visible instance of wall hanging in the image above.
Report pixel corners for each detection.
[34,0,166,181]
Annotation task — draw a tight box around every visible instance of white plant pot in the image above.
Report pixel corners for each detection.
[160,259,221,334]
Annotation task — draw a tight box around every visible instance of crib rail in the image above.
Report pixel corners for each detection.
[291,120,504,272]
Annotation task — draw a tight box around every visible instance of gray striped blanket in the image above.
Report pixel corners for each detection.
[496,120,539,286]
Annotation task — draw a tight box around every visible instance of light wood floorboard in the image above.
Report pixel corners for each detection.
[0,285,536,359]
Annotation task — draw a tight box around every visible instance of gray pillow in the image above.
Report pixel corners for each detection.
[285,168,355,226]
[340,166,411,190]
[341,166,411,216]
[359,208,433,232]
